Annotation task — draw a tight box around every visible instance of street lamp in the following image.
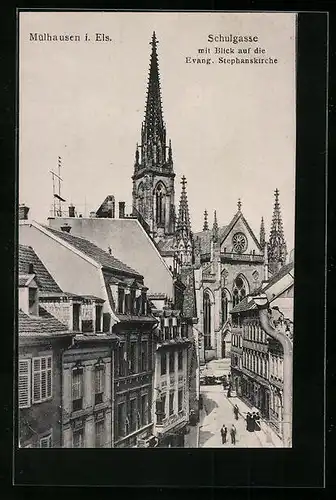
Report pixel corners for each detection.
[252,294,293,448]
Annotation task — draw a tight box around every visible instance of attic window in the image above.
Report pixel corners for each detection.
[28,288,38,315]
[28,263,34,274]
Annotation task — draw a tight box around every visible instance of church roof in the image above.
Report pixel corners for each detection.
[180,267,197,319]
[193,227,228,254]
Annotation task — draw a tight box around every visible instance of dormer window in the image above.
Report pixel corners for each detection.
[28,287,38,315]
[72,303,80,331]
[95,305,103,332]
[28,263,34,274]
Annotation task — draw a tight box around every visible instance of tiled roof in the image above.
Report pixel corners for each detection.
[156,235,176,254]
[230,297,256,313]
[19,306,69,336]
[19,245,62,293]
[180,267,197,318]
[43,226,143,277]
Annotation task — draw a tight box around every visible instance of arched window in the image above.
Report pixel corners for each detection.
[221,289,229,325]
[155,183,165,226]
[137,183,145,215]
[203,291,212,349]
[232,275,248,307]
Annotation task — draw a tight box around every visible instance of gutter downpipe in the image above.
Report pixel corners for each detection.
[253,294,293,448]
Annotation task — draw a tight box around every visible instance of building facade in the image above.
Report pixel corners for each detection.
[230,261,294,438]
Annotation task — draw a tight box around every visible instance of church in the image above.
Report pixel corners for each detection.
[130,31,289,365]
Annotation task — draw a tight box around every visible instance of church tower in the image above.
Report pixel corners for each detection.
[176,175,193,266]
[132,31,175,239]
[268,188,287,275]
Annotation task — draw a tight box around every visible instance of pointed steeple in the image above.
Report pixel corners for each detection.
[260,216,265,247]
[203,210,209,231]
[139,31,171,170]
[176,175,191,237]
[268,188,287,274]
[212,210,219,242]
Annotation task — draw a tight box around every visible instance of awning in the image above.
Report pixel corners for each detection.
[158,420,188,437]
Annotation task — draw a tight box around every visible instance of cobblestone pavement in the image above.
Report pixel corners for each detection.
[199,385,280,448]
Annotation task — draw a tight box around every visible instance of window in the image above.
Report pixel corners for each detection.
[156,395,166,425]
[232,276,247,308]
[221,289,229,325]
[140,341,148,372]
[161,352,167,375]
[94,365,105,405]
[72,366,83,411]
[169,392,174,415]
[73,429,84,448]
[141,292,147,315]
[155,183,165,226]
[118,288,125,314]
[178,390,183,412]
[203,291,212,349]
[19,359,31,408]
[130,288,136,314]
[28,287,38,314]
[95,305,103,332]
[117,343,126,377]
[32,355,52,404]
[117,402,126,439]
[73,304,80,331]
[129,342,137,374]
[141,394,149,426]
[40,433,52,448]
[95,420,105,448]
[129,398,137,432]
[178,351,183,371]
[169,352,175,373]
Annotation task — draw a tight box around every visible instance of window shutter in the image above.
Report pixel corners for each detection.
[33,358,41,403]
[19,359,31,408]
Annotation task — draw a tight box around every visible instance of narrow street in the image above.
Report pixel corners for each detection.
[199,384,280,448]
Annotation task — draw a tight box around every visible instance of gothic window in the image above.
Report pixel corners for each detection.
[155,183,166,226]
[203,291,212,349]
[221,289,229,325]
[232,275,248,308]
[137,183,145,215]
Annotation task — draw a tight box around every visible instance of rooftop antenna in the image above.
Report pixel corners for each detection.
[50,156,66,217]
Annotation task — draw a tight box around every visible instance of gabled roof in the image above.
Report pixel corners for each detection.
[19,306,69,336]
[19,245,62,293]
[230,261,294,314]
[219,211,262,252]
[42,226,143,278]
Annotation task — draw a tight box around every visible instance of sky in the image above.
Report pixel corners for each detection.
[19,11,296,250]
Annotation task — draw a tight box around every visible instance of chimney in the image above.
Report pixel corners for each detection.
[19,204,29,220]
[90,211,97,218]
[69,204,75,217]
[60,223,71,233]
[119,202,125,218]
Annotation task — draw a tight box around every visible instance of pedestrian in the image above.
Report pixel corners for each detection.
[220,425,227,444]
[233,404,239,420]
[254,412,261,431]
[230,424,237,445]
[227,386,231,398]
[246,412,254,432]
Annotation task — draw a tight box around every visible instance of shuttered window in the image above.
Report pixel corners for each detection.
[32,355,52,403]
[40,432,52,448]
[19,359,31,408]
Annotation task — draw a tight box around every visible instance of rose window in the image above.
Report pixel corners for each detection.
[232,232,247,253]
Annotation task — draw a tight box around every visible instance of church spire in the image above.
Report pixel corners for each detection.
[268,188,287,274]
[139,31,170,170]
[260,216,265,247]
[203,210,209,231]
[176,175,191,237]
[212,210,219,241]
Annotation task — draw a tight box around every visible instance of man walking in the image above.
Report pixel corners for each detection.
[220,424,227,444]
[230,424,237,445]
[233,404,239,420]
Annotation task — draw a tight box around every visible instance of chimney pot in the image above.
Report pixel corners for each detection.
[69,204,75,217]
[119,202,125,218]
[60,223,71,233]
[19,204,30,220]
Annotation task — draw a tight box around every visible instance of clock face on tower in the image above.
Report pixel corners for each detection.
[232,232,248,253]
